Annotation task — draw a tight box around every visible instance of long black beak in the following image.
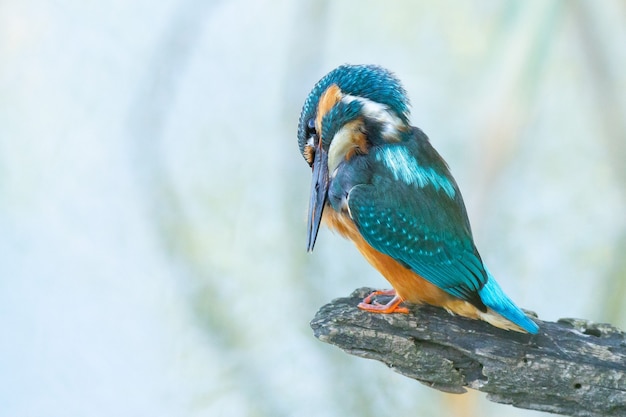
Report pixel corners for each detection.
[306,139,329,252]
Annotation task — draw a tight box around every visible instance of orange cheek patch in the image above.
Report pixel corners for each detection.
[315,84,343,135]
[343,119,368,161]
[303,146,315,166]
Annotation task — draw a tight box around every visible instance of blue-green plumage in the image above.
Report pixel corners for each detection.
[330,127,488,310]
[299,64,538,334]
[374,143,456,199]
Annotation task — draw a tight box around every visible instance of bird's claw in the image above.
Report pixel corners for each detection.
[358,289,409,314]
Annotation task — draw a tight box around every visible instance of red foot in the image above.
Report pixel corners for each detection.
[358,289,409,314]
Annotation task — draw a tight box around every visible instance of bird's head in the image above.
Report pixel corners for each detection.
[297,64,412,251]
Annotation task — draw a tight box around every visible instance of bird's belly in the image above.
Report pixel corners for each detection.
[323,209,470,310]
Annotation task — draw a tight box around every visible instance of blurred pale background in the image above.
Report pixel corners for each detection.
[1,1,625,416]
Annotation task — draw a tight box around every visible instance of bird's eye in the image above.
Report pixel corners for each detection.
[306,118,316,135]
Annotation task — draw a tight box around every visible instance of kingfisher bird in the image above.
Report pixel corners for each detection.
[297,64,538,334]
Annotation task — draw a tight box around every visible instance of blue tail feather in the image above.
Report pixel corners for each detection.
[479,270,539,334]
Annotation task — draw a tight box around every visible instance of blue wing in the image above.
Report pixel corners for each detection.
[327,128,537,332]
[340,133,489,309]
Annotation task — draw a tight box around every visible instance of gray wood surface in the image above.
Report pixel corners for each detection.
[311,288,626,416]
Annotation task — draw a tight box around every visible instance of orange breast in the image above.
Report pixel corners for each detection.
[323,208,482,319]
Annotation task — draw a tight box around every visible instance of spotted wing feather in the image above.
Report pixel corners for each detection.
[347,135,488,309]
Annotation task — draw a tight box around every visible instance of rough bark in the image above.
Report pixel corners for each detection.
[310,288,626,417]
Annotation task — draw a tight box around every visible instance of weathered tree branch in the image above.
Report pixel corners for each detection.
[310,288,626,417]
